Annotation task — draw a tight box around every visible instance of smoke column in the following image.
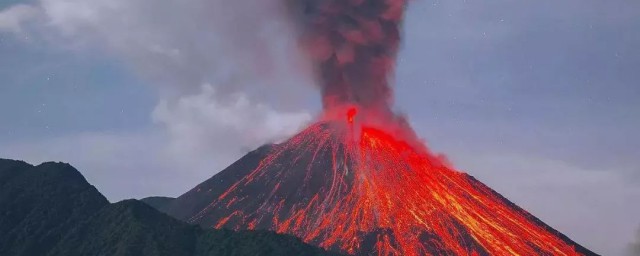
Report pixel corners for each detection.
[287,0,408,112]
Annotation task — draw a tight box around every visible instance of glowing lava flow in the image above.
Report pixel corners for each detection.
[188,107,584,256]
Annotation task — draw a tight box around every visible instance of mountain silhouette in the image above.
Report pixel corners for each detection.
[0,158,341,256]
[0,159,108,256]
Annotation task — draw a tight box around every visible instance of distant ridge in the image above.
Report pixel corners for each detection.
[0,158,341,256]
[0,159,108,256]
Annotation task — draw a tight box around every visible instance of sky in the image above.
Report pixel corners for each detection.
[0,0,638,255]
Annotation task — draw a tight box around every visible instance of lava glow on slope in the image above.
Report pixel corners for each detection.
[189,106,583,256]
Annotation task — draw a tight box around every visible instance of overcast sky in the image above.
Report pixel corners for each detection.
[1,0,638,255]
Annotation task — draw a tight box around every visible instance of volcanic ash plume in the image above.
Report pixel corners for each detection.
[287,0,407,111]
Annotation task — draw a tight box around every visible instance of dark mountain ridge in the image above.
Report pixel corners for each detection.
[0,158,340,256]
[0,159,108,256]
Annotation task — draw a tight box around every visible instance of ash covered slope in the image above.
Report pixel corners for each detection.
[0,158,341,256]
[162,122,597,256]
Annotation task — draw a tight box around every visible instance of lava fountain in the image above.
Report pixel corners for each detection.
[182,0,590,255]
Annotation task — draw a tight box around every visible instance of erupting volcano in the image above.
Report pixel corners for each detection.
[173,106,593,255]
[164,0,597,255]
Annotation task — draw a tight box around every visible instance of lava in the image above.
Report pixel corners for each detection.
[188,107,583,256]
[347,107,357,124]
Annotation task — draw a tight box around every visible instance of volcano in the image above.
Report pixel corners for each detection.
[162,0,597,255]
[162,107,597,256]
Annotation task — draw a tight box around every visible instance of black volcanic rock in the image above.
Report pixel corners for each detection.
[0,158,341,256]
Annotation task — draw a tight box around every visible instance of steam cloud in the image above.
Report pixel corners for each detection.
[287,0,408,111]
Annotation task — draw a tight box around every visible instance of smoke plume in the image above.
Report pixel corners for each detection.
[287,0,408,112]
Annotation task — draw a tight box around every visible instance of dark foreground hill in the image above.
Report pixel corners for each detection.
[0,158,340,256]
[0,159,108,256]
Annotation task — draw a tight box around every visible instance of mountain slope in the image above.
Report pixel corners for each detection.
[463,174,596,256]
[0,158,341,256]
[0,159,109,256]
[164,144,274,220]
[162,121,598,256]
[51,199,338,256]
[49,200,198,256]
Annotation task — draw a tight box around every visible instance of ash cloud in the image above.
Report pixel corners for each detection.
[286,0,407,110]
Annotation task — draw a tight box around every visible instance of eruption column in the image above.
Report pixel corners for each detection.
[288,0,407,111]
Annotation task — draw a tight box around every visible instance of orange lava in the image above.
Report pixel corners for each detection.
[190,106,583,256]
[347,107,357,124]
